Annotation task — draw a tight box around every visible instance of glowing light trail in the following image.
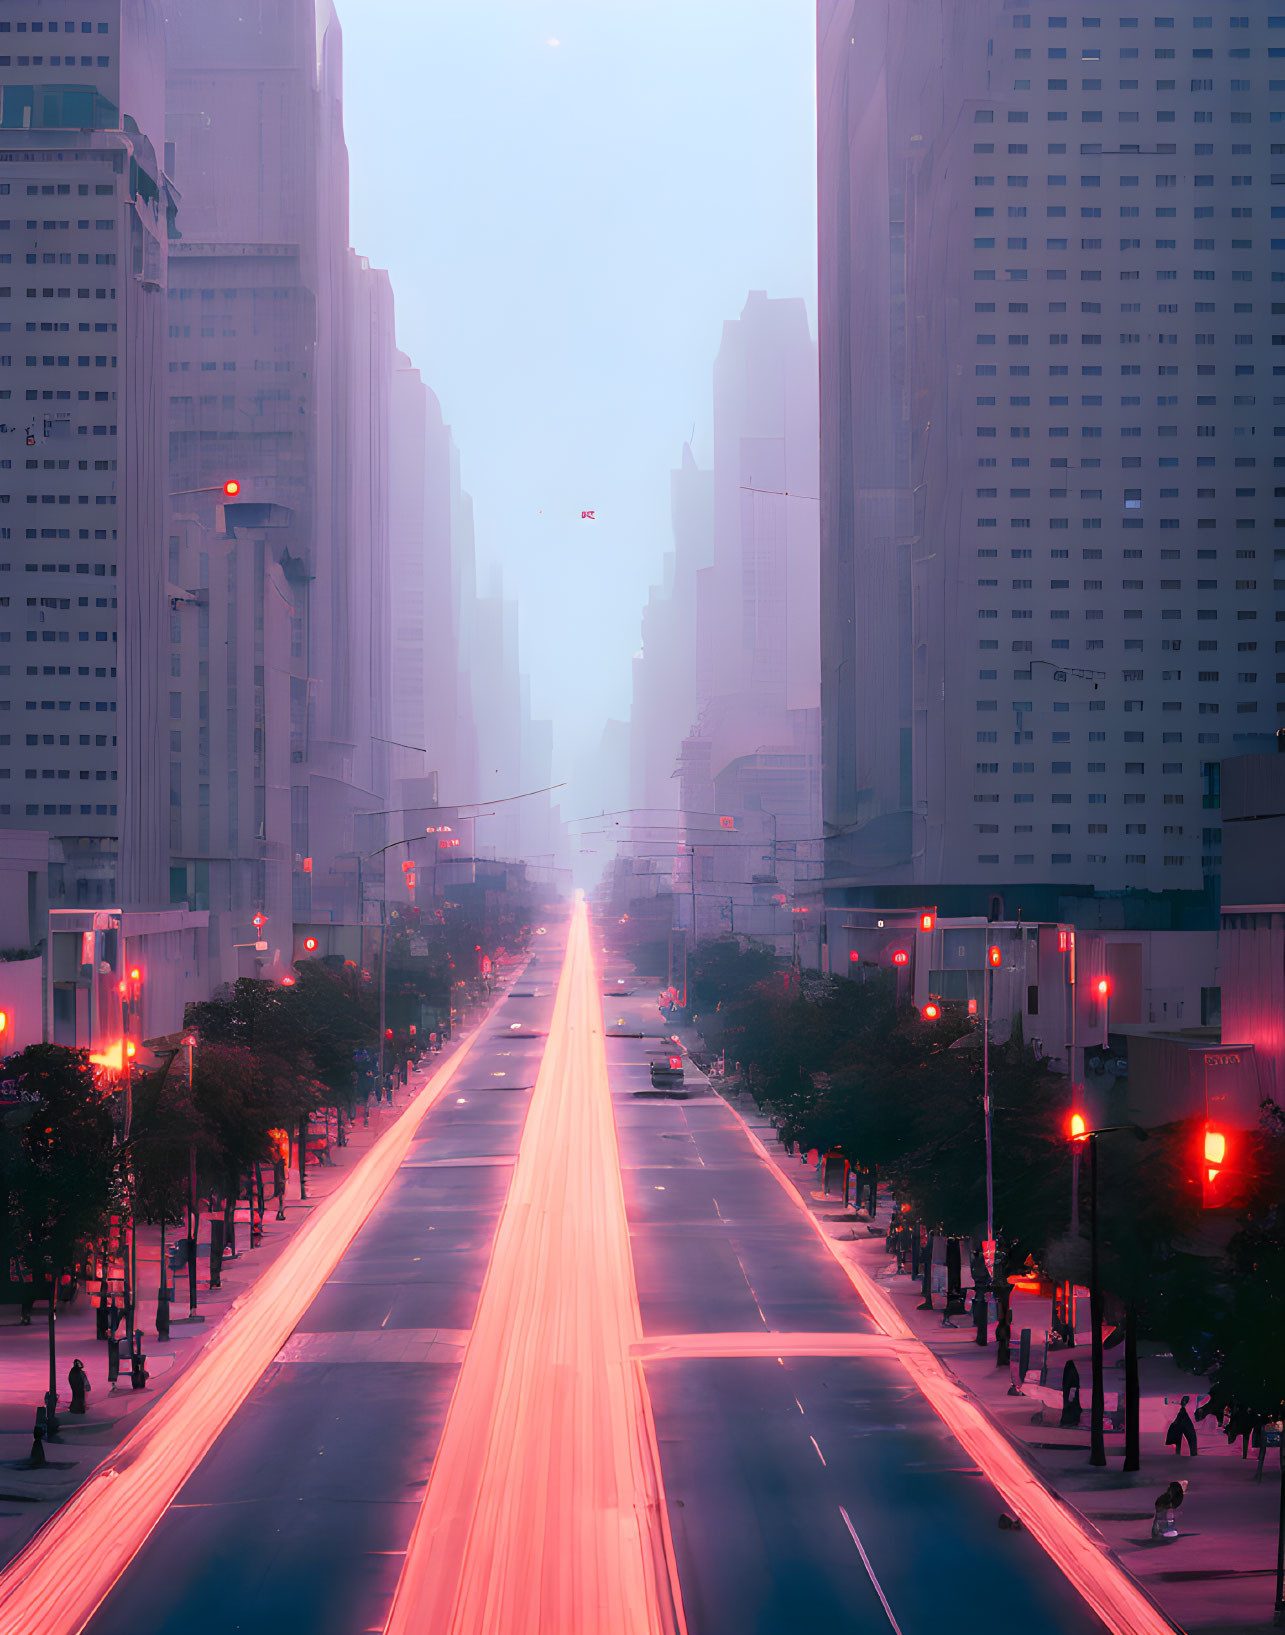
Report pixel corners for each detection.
[727,1106,1177,1635]
[384,899,686,1635]
[0,1014,502,1635]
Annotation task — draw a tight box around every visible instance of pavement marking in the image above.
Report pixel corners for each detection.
[838,1506,905,1635]
[632,1332,906,1362]
[384,901,687,1635]
[724,1099,1181,1635]
[0,998,514,1635]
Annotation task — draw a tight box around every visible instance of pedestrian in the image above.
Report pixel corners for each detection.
[1255,1420,1282,1483]
[67,1358,90,1414]
[1151,1480,1186,1540]
[28,1423,46,1469]
[1165,1395,1198,1457]
[1060,1358,1082,1427]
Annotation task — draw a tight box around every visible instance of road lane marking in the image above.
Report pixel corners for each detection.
[724,1099,1180,1635]
[0,987,515,1635]
[384,901,686,1635]
[838,1506,905,1635]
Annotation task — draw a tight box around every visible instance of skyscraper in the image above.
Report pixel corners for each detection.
[0,0,171,908]
[819,1,1281,926]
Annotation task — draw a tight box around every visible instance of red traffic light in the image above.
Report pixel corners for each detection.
[1096,976,1111,999]
[987,945,1002,968]
[280,974,296,987]
[222,478,241,498]
[1069,1112,1088,1141]
[921,1001,941,1021]
[891,950,909,967]
[919,912,936,933]
[1201,1124,1242,1208]
[385,1028,394,1040]
[409,1024,417,1037]
[848,950,860,963]
[303,936,318,953]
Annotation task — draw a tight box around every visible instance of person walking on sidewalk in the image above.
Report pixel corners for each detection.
[1151,1480,1187,1539]
[1060,1358,1082,1427]
[67,1358,90,1415]
[1165,1395,1198,1456]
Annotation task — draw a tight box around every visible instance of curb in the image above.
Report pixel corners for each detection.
[713,1085,1189,1635]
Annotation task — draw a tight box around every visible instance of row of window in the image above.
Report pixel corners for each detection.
[16,732,110,744]
[0,804,116,817]
[0,767,116,780]
[0,288,116,298]
[977,853,1188,865]
[1014,16,1284,31]
[5,256,116,267]
[978,577,1270,587]
[976,760,1189,771]
[0,21,111,33]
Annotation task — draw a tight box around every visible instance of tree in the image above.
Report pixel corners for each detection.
[3,1043,116,1288]
[188,1041,317,1244]
[2,1043,116,1418]
[687,936,781,1015]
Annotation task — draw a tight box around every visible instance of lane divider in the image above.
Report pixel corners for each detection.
[720,1096,1182,1635]
[0,988,513,1635]
[384,901,687,1635]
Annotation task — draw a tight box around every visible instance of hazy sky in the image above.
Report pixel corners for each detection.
[341,0,817,789]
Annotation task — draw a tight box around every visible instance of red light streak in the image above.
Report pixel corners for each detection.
[0,1005,506,1635]
[725,1107,1177,1635]
[384,900,686,1635]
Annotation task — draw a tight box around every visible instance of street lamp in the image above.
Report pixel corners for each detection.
[1069,1117,1148,1468]
[983,942,1002,1252]
[1095,974,1111,1050]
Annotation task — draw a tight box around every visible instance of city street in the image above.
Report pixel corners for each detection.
[607,996,1112,1635]
[0,949,565,1635]
[0,908,1177,1634]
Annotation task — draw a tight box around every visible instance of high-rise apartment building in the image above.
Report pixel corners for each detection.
[0,0,171,908]
[819,1,1283,925]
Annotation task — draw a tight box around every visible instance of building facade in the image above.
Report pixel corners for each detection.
[819,0,1283,927]
[0,0,172,910]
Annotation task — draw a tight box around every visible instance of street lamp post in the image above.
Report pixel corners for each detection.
[1070,1116,1147,1469]
[984,943,1002,1250]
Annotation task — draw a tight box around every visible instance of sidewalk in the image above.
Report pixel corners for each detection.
[0,1018,490,1574]
[722,1086,1282,1635]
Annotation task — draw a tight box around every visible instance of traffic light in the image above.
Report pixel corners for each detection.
[848,950,860,964]
[987,945,1002,968]
[1095,976,1111,1000]
[1069,1112,1088,1141]
[919,911,936,933]
[921,1001,941,1021]
[222,478,241,498]
[891,949,909,967]
[303,936,318,953]
[1201,1124,1243,1209]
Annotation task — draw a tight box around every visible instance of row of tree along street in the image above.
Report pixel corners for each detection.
[0,919,517,1430]
[667,935,1285,1459]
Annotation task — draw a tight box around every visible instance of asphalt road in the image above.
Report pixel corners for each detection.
[78,940,567,1635]
[72,927,1111,1635]
[602,970,1108,1635]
